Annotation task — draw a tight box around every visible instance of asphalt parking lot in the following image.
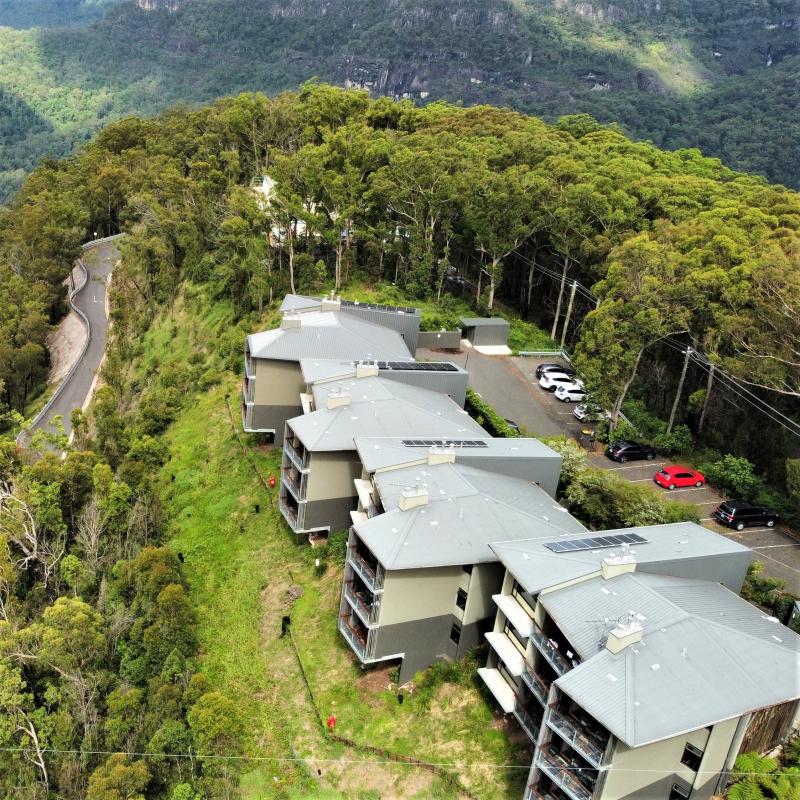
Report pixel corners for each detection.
[420,348,800,593]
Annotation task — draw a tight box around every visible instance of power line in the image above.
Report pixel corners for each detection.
[0,745,786,777]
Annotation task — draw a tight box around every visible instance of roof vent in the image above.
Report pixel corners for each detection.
[606,612,644,654]
[326,389,352,409]
[281,313,302,329]
[398,486,429,511]
[427,446,456,466]
[601,544,637,580]
[355,360,379,379]
[321,296,341,312]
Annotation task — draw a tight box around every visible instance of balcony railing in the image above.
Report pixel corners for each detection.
[339,616,376,661]
[514,701,542,742]
[546,707,608,769]
[530,622,574,676]
[343,581,380,627]
[283,438,307,471]
[536,750,594,800]
[348,546,385,592]
[241,378,254,405]
[244,353,255,378]
[522,661,551,706]
[526,782,570,800]
[282,469,304,501]
[278,496,299,530]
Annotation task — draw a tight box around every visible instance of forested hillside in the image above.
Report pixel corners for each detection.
[1,84,800,798]
[0,0,799,201]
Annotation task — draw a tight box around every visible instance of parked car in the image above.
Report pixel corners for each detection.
[539,372,576,392]
[573,403,607,422]
[605,440,657,463]
[535,362,575,380]
[713,501,778,531]
[554,381,587,403]
[653,466,706,490]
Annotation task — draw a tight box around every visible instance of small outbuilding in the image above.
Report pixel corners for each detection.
[460,317,510,348]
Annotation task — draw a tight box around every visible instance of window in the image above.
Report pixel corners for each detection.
[669,783,691,800]
[450,623,461,645]
[456,588,468,611]
[462,564,473,575]
[511,580,536,617]
[681,743,704,772]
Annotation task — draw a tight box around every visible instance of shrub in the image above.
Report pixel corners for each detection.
[653,424,694,455]
[740,561,786,607]
[563,466,700,529]
[542,436,588,489]
[700,455,760,498]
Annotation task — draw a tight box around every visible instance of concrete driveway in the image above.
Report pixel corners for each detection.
[419,350,800,593]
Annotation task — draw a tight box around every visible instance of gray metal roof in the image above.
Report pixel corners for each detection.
[354,463,586,570]
[490,522,752,594]
[354,436,559,473]
[460,317,510,328]
[287,377,484,451]
[550,572,800,747]
[280,294,322,312]
[300,359,468,386]
[300,359,362,385]
[247,311,410,362]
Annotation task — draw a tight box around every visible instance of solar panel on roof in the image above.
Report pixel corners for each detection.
[354,361,459,372]
[544,533,648,553]
[400,439,489,448]
[341,299,419,315]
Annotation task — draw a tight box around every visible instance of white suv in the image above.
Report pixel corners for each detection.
[539,372,576,392]
[555,381,586,403]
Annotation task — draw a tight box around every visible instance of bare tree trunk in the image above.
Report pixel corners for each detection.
[550,256,569,340]
[476,269,482,304]
[487,275,496,310]
[610,347,644,430]
[698,363,715,434]
[18,713,49,792]
[288,232,296,295]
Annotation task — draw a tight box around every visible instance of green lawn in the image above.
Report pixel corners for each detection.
[157,376,531,799]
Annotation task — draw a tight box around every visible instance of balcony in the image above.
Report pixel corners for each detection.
[514,700,542,742]
[535,749,594,800]
[343,580,380,627]
[278,495,299,530]
[241,377,255,405]
[493,594,533,638]
[478,667,517,714]
[348,545,384,592]
[530,623,573,676]
[283,437,307,471]
[339,615,375,661]
[282,469,304,501]
[522,661,551,707]
[546,707,609,769]
[486,632,525,676]
[244,352,255,378]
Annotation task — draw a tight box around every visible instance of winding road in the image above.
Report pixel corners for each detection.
[20,236,120,445]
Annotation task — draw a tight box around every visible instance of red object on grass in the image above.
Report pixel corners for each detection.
[267,475,277,488]
[327,715,336,732]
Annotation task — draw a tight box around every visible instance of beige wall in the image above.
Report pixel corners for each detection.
[254,359,304,406]
[306,451,361,501]
[600,717,740,800]
[379,566,462,626]
[463,562,505,625]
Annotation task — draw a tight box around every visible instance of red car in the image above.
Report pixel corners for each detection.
[654,466,706,490]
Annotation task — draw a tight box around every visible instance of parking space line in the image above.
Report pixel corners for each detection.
[752,543,800,549]
[631,478,655,482]
[695,500,722,505]
[755,552,800,575]
[661,487,707,493]
[606,463,665,471]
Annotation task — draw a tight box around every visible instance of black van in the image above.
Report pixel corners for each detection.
[713,501,778,531]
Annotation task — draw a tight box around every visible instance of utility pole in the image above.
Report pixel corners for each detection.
[667,347,692,434]
[560,281,578,349]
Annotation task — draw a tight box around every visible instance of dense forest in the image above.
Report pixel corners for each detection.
[0,0,800,201]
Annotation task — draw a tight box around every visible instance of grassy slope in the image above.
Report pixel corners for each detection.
[143,288,532,798]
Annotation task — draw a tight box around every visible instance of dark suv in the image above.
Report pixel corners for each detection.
[535,362,575,380]
[605,440,657,463]
[713,501,778,531]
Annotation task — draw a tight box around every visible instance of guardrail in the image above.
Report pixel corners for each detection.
[16,234,124,447]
